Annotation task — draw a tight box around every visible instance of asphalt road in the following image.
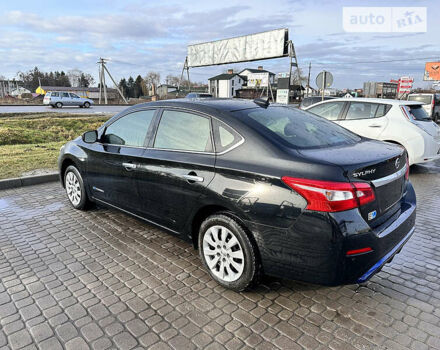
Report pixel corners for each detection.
[0,105,128,114]
[0,161,439,349]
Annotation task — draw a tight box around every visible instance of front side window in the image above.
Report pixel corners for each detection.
[154,110,212,152]
[101,109,156,146]
[307,102,345,120]
[70,93,79,98]
[233,106,360,149]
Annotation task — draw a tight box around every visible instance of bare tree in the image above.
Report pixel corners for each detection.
[165,75,180,86]
[144,71,161,91]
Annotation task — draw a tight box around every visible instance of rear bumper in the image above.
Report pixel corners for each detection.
[356,226,414,283]
[247,182,416,286]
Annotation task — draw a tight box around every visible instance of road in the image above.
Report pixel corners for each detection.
[0,162,439,349]
[0,105,128,114]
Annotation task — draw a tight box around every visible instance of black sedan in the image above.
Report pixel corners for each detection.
[59,98,416,291]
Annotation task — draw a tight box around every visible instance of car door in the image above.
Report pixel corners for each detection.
[69,93,81,106]
[339,102,389,139]
[134,108,216,233]
[60,92,71,106]
[85,109,157,213]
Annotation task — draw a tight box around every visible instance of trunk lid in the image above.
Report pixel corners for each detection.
[298,139,407,227]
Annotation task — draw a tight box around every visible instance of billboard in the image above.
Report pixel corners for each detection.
[187,29,289,68]
[247,72,269,88]
[424,62,440,81]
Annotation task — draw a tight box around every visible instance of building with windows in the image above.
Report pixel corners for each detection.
[239,66,275,86]
[208,69,246,98]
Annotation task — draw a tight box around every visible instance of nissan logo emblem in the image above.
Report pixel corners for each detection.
[395,158,400,169]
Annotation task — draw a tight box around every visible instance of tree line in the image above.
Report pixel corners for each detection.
[17,67,94,92]
[118,72,206,98]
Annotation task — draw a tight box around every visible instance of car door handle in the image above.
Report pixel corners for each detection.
[122,162,137,171]
[182,174,204,183]
[368,124,382,128]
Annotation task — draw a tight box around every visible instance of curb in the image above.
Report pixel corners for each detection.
[0,173,59,191]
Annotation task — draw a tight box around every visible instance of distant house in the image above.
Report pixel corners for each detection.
[239,66,275,86]
[208,69,246,98]
[10,87,31,97]
[36,86,119,101]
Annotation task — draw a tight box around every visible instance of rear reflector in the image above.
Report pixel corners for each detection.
[405,155,409,180]
[281,177,375,212]
[346,247,373,256]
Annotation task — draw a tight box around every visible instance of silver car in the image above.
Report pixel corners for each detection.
[43,91,94,108]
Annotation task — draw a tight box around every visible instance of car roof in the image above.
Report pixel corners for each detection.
[119,98,267,114]
[304,97,424,108]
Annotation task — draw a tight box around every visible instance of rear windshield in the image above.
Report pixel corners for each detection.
[405,105,431,121]
[232,106,361,149]
[408,95,432,104]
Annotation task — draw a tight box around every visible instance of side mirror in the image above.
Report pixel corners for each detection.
[82,130,98,143]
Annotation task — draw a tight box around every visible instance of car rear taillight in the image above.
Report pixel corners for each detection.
[400,106,413,120]
[281,177,375,212]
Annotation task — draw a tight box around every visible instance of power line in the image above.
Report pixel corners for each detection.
[310,56,439,66]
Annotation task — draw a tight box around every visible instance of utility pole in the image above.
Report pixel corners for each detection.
[287,40,301,103]
[97,58,128,104]
[306,62,311,97]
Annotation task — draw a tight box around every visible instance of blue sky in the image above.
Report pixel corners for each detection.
[0,0,439,89]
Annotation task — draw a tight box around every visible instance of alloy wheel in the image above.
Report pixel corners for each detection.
[66,171,81,206]
[202,225,244,282]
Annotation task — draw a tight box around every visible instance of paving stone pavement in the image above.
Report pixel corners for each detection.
[0,165,439,350]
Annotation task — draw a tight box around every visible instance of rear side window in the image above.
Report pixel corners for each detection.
[345,102,390,120]
[51,92,59,97]
[233,106,360,149]
[154,110,212,152]
[307,102,345,120]
[62,92,69,98]
[213,120,242,153]
[102,109,156,146]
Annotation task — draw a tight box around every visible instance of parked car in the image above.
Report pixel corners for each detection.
[299,96,336,109]
[59,99,416,291]
[185,93,213,98]
[43,91,94,108]
[407,93,440,123]
[304,97,440,165]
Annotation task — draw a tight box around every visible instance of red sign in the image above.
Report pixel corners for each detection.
[397,77,413,93]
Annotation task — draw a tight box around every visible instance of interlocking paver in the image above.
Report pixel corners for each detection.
[0,165,439,349]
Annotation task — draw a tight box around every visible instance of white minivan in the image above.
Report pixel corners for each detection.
[304,97,440,165]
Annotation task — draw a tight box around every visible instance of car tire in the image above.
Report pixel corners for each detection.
[84,102,90,108]
[55,102,63,108]
[198,214,259,291]
[64,165,91,210]
[435,113,439,124]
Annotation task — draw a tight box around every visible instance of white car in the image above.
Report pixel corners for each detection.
[304,97,440,165]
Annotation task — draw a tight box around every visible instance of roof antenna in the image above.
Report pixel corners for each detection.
[253,97,270,108]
